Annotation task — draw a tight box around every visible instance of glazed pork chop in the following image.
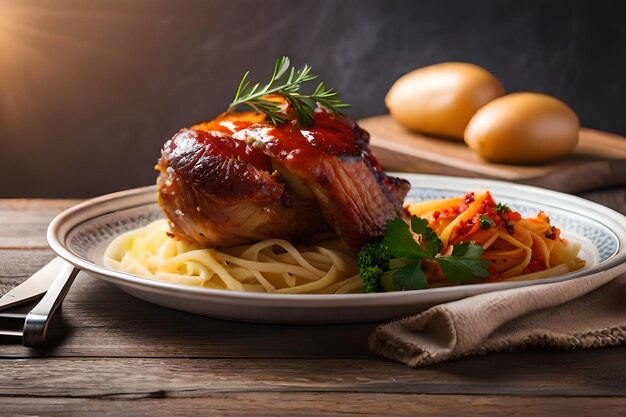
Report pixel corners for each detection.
[157,109,409,251]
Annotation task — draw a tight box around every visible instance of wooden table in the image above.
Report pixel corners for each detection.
[1,199,625,416]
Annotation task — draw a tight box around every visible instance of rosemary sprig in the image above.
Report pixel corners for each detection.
[228,56,350,126]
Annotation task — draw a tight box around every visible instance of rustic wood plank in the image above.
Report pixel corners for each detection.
[0,357,624,397]
[0,250,56,296]
[3,315,624,363]
[1,394,625,417]
[0,199,77,249]
[1,270,625,388]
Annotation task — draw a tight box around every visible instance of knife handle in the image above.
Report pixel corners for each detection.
[22,261,80,347]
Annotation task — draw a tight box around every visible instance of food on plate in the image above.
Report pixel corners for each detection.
[104,219,362,294]
[105,189,584,294]
[385,62,504,140]
[359,191,584,293]
[157,57,409,251]
[464,92,579,163]
[105,57,583,294]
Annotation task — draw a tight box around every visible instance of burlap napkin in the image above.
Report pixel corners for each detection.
[369,262,626,367]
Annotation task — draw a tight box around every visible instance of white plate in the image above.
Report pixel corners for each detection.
[47,174,626,323]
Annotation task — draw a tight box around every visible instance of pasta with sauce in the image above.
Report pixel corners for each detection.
[406,191,584,283]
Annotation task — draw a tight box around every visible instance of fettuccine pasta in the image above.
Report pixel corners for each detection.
[104,219,363,294]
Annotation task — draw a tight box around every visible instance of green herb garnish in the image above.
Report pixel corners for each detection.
[357,216,490,293]
[495,202,510,213]
[479,215,496,229]
[228,56,350,126]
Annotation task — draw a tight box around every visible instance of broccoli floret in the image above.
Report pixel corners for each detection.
[357,239,391,293]
[359,265,384,293]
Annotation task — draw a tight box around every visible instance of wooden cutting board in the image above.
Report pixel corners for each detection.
[358,115,626,194]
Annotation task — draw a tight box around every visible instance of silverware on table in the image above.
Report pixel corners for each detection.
[0,257,79,346]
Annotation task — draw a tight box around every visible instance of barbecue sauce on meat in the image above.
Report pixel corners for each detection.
[193,110,369,165]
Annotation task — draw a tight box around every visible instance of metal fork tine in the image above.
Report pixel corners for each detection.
[0,312,26,338]
[0,261,79,345]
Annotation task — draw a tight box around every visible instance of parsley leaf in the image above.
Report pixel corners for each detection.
[450,242,485,258]
[392,263,429,290]
[410,216,442,256]
[435,243,490,284]
[383,217,429,259]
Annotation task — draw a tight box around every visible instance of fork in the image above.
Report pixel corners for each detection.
[0,262,79,346]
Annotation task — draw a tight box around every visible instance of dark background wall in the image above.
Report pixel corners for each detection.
[1,0,624,197]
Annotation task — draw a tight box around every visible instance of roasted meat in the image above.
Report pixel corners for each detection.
[157,109,409,251]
